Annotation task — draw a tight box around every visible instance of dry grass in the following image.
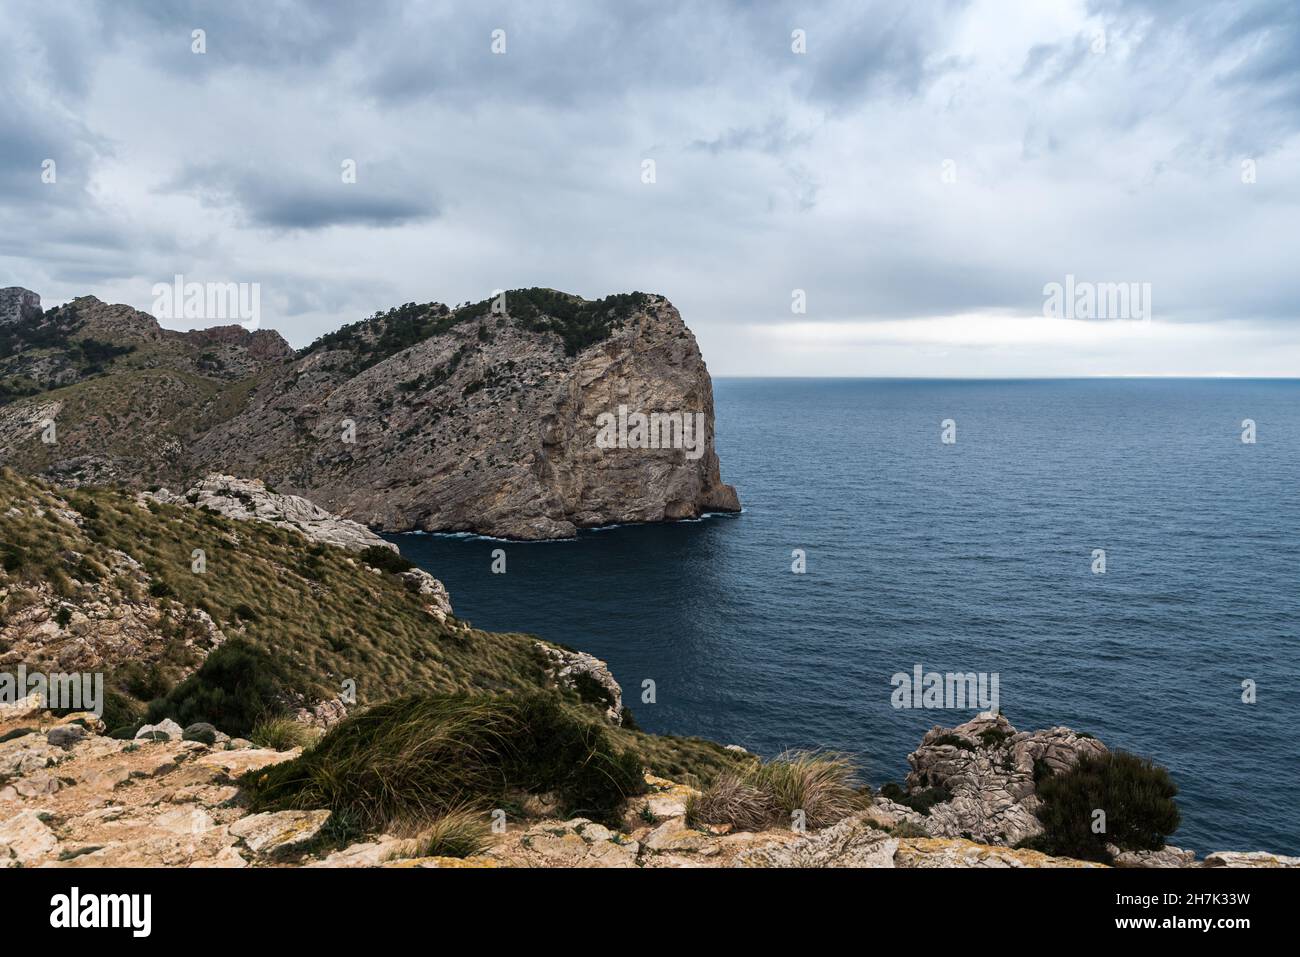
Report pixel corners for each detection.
[688,750,865,832]
[386,807,494,860]
[250,716,319,752]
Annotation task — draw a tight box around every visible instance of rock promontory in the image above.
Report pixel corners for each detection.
[0,287,740,540]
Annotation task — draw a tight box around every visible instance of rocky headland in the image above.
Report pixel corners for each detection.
[0,287,739,539]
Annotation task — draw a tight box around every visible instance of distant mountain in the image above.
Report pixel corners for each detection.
[0,287,739,538]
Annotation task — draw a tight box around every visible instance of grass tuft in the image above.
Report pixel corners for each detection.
[242,691,646,830]
[250,716,318,752]
[386,807,493,860]
[688,750,864,832]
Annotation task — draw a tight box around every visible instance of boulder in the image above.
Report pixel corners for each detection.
[0,693,44,722]
[0,809,59,865]
[228,809,331,857]
[734,814,898,868]
[46,725,89,750]
[135,719,184,742]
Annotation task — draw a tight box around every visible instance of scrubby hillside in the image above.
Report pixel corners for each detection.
[0,291,290,486]
[0,469,734,780]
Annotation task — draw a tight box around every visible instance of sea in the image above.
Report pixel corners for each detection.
[389,378,1300,856]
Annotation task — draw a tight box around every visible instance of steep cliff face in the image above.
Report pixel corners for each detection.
[195,290,739,538]
[0,288,739,539]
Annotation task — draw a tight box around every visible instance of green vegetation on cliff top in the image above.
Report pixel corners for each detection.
[302,287,651,370]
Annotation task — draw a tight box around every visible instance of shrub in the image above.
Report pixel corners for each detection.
[978,728,1011,748]
[359,545,413,574]
[100,690,145,736]
[243,692,645,830]
[1026,751,1180,863]
[144,638,300,736]
[251,716,317,752]
[115,661,171,701]
[879,781,953,815]
[688,751,864,832]
[888,819,930,838]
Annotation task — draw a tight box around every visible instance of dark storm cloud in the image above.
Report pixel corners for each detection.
[164,163,440,231]
[354,0,966,110]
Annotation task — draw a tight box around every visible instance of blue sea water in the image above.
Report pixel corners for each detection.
[390,379,1300,856]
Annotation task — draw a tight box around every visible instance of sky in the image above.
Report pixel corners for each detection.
[2,0,1299,376]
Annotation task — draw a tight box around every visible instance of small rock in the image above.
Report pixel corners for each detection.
[1111,844,1196,868]
[1203,850,1300,868]
[0,693,44,722]
[0,809,59,865]
[577,822,613,843]
[182,723,219,745]
[644,819,712,853]
[55,712,105,734]
[135,718,183,742]
[309,839,405,868]
[46,725,89,750]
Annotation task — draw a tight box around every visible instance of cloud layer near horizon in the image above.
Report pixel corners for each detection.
[2,0,1299,375]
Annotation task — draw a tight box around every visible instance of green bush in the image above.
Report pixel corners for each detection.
[243,691,645,830]
[144,638,300,736]
[359,545,414,574]
[879,781,952,815]
[1025,751,1180,863]
[100,690,145,736]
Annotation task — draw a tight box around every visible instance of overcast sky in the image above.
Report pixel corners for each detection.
[3,0,1299,375]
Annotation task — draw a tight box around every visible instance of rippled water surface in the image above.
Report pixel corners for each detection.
[391,378,1300,855]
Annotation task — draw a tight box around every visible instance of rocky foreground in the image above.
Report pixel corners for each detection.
[0,698,1090,869]
[3,699,1293,870]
